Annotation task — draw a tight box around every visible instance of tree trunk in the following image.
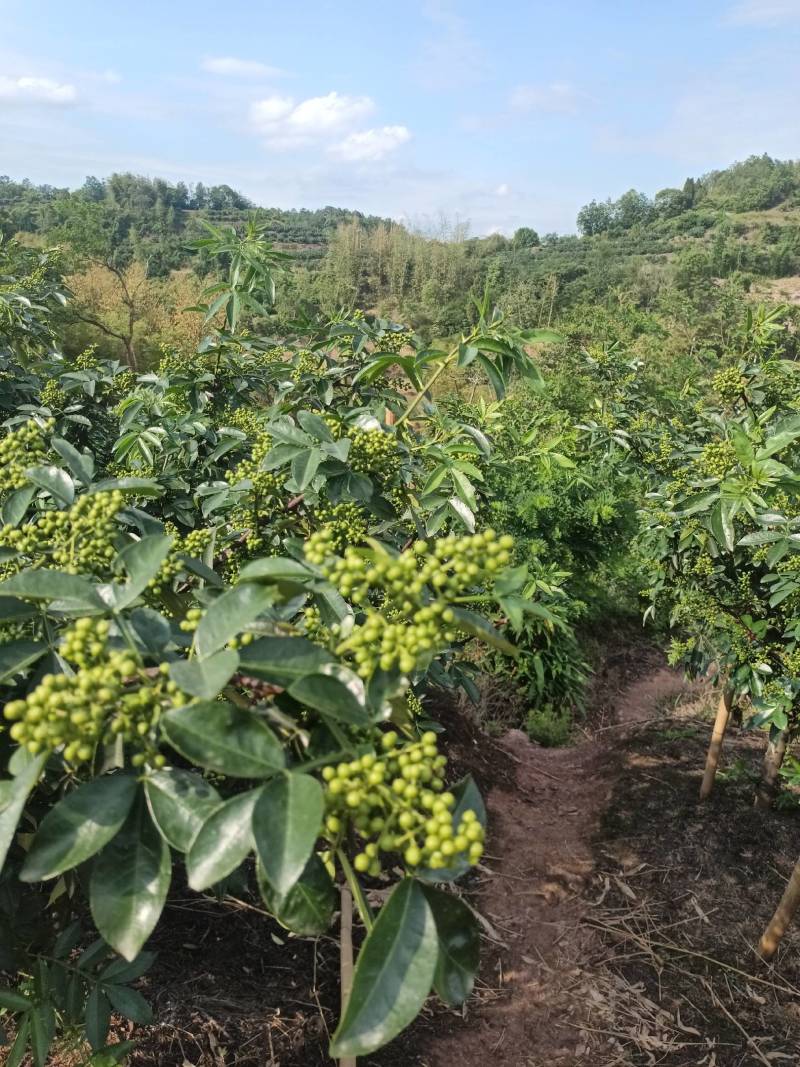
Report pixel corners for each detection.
[123,337,138,373]
[758,852,800,961]
[699,688,733,801]
[754,729,789,810]
[339,885,356,1067]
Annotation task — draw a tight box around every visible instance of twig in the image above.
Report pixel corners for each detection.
[701,978,772,1066]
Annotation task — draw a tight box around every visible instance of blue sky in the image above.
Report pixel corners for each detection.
[1,0,799,234]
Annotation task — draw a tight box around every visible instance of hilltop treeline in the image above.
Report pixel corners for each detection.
[2,153,800,345]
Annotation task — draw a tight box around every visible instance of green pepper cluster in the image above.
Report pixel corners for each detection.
[378,329,414,354]
[348,428,399,479]
[292,349,324,380]
[72,345,100,371]
[3,638,181,766]
[0,490,124,575]
[698,440,737,479]
[40,379,67,412]
[306,530,513,677]
[0,418,53,494]
[306,503,367,558]
[712,366,747,405]
[322,730,484,875]
[149,526,214,593]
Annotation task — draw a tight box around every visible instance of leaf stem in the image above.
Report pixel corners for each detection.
[336,849,374,932]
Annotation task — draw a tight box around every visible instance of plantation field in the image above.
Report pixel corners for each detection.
[1,175,800,1067]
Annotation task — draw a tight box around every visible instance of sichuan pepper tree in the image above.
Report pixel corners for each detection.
[0,237,555,1062]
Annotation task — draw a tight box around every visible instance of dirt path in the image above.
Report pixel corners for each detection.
[424,667,691,1067]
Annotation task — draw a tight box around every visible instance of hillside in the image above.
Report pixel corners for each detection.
[3,153,800,358]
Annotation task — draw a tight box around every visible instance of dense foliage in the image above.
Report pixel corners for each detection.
[0,232,578,1063]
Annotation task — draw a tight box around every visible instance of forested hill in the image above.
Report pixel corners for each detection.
[0,173,391,273]
[2,153,800,348]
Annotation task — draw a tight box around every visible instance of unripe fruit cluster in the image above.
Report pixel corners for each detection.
[0,490,124,576]
[698,440,737,479]
[3,649,178,766]
[322,730,484,876]
[712,366,747,405]
[149,526,214,593]
[73,345,100,371]
[0,418,53,494]
[306,530,514,678]
[292,349,324,381]
[60,616,112,669]
[348,428,399,479]
[305,503,367,563]
[378,329,414,354]
[40,379,67,412]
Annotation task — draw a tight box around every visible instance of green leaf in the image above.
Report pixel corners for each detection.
[291,447,324,490]
[51,437,93,484]
[256,853,336,936]
[29,1000,54,1067]
[297,410,335,442]
[330,879,438,1058]
[90,803,171,961]
[0,639,47,684]
[2,486,35,527]
[109,534,173,609]
[252,773,323,897]
[0,988,32,1012]
[288,669,369,725]
[6,1015,30,1067]
[186,788,262,891]
[25,464,74,506]
[21,775,138,882]
[451,607,517,655]
[161,701,285,778]
[169,649,239,700]
[421,885,480,1006]
[89,477,164,498]
[84,985,111,1050]
[238,557,316,592]
[144,768,221,852]
[238,635,335,688]
[194,583,278,658]
[0,596,38,623]
[103,984,153,1025]
[0,570,102,607]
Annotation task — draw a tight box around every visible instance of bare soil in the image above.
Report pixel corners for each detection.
[61,649,800,1067]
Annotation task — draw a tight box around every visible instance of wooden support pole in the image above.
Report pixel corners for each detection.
[699,688,733,801]
[754,729,789,810]
[339,885,356,1067]
[758,853,800,961]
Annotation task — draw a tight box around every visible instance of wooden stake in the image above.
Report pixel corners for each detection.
[339,885,356,1067]
[758,852,800,961]
[699,687,733,801]
[754,728,789,810]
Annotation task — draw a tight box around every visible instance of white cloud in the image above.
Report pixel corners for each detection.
[331,125,411,162]
[510,82,582,115]
[495,182,510,197]
[0,75,77,106]
[202,56,285,78]
[250,91,377,149]
[726,0,800,25]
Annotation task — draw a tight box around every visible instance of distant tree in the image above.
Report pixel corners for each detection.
[80,176,106,203]
[654,187,690,219]
[614,189,654,230]
[576,199,614,236]
[512,226,540,249]
[67,260,160,369]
